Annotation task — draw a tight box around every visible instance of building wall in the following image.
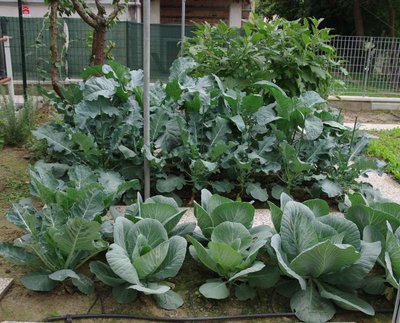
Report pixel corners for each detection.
[0,0,248,25]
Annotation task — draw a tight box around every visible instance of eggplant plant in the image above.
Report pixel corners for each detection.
[90,217,187,309]
[268,194,381,322]
[344,193,400,290]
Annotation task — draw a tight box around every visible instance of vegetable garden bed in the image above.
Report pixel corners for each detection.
[1,54,400,322]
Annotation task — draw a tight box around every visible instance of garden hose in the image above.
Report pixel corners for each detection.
[46,309,394,322]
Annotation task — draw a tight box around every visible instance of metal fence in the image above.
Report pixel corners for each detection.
[331,35,400,96]
[2,17,195,82]
[2,17,400,96]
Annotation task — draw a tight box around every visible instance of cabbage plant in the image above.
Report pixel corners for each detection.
[0,199,108,294]
[90,217,187,309]
[120,193,195,237]
[188,221,279,301]
[344,194,400,289]
[269,195,381,322]
[194,189,257,240]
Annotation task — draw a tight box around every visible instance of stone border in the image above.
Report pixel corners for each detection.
[329,95,400,111]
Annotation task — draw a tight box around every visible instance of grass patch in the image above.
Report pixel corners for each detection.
[367,128,400,181]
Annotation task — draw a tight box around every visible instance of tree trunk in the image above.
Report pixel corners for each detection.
[49,0,64,99]
[90,25,107,65]
[353,0,364,36]
[386,0,395,37]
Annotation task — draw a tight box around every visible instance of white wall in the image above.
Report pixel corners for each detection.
[0,2,130,20]
[150,0,160,24]
[229,0,242,27]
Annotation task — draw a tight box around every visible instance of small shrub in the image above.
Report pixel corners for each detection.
[0,96,37,147]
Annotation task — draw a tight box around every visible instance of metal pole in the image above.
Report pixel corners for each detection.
[143,0,151,200]
[3,37,15,103]
[180,0,186,56]
[17,0,28,101]
[393,285,400,323]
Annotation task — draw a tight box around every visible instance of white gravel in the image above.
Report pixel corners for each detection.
[360,172,400,204]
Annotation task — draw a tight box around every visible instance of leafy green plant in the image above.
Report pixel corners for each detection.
[344,193,400,290]
[34,61,144,180]
[0,198,107,293]
[0,162,138,293]
[90,217,187,309]
[29,162,139,210]
[121,194,195,237]
[188,189,278,300]
[0,95,37,147]
[35,60,375,201]
[367,128,400,181]
[185,16,346,97]
[268,194,381,322]
[194,189,260,240]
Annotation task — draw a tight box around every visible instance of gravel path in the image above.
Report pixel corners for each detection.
[360,172,400,204]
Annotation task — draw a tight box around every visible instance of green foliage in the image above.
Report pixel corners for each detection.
[122,194,195,238]
[255,0,400,38]
[90,217,187,309]
[269,193,380,321]
[188,207,278,300]
[0,162,137,293]
[35,60,376,201]
[344,193,400,290]
[184,17,346,97]
[367,128,400,181]
[0,96,37,147]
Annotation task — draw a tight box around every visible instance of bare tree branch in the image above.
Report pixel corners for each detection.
[70,0,98,28]
[107,0,124,25]
[95,0,107,18]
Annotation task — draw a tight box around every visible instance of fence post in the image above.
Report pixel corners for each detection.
[17,0,28,101]
[362,38,374,97]
[3,36,15,103]
[180,0,186,56]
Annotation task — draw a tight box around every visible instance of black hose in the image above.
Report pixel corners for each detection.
[46,312,296,322]
[46,309,394,322]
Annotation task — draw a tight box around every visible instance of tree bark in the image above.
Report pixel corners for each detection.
[90,25,107,65]
[49,0,64,99]
[386,0,395,37]
[353,0,364,36]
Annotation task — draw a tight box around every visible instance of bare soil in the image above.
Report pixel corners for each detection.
[343,110,400,124]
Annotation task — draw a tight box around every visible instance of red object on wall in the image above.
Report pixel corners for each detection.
[22,5,30,16]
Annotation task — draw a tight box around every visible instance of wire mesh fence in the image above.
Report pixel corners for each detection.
[2,17,400,97]
[331,35,400,96]
[2,17,195,82]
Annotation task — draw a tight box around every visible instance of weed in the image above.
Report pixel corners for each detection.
[0,96,38,147]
